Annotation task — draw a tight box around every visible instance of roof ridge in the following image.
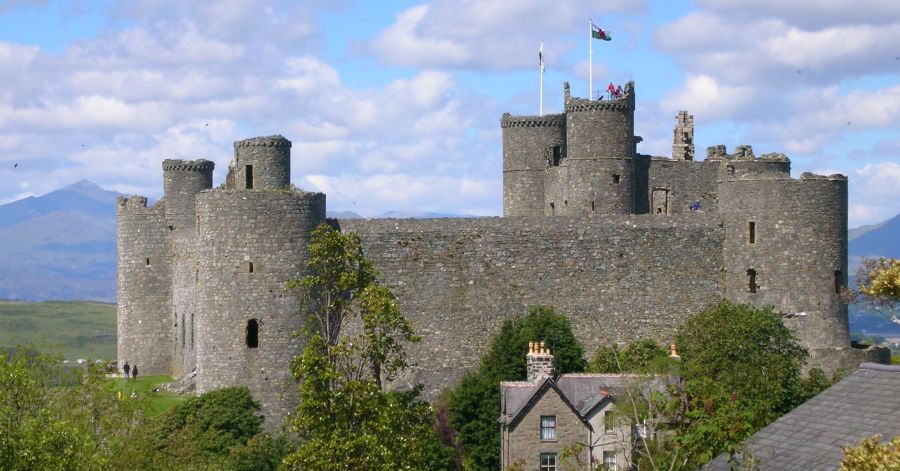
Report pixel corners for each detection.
[859,362,900,372]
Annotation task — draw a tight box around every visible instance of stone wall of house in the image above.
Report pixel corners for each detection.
[502,388,588,470]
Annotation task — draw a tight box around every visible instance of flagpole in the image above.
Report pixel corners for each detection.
[539,40,544,116]
[589,19,593,100]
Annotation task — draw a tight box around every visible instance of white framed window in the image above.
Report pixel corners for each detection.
[604,410,614,432]
[540,452,557,471]
[603,450,617,470]
[540,415,557,440]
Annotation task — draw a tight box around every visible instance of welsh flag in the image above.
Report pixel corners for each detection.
[591,22,611,41]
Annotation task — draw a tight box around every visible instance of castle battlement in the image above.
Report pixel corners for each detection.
[234,135,292,149]
[118,79,887,431]
[162,159,215,172]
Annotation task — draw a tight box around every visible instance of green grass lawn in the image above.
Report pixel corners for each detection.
[0,300,116,360]
[108,374,188,417]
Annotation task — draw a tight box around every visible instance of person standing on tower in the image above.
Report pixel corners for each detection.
[123,361,130,379]
[608,82,616,99]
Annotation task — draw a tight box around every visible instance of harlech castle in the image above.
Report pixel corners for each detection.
[117,81,887,425]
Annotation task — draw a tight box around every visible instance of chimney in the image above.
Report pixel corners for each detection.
[527,341,554,382]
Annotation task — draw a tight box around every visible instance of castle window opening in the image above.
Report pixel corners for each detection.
[564,200,568,207]
[245,165,254,189]
[190,313,195,349]
[246,319,259,349]
[748,221,756,244]
[145,258,151,266]
[181,314,186,348]
[249,262,254,273]
[612,173,621,184]
[551,146,561,166]
[550,202,555,215]
[591,201,595,212]
[834,270,842,294]
[747,269,758,293]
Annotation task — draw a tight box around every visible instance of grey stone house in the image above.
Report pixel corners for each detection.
[500,342,656,470]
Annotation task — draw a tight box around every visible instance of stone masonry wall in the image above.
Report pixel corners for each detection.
[639,158,720,215]
[720,174,852,369]
[503,388,587,470]
[338,215,724,397]
[194,189,325,426]
[501,113,565,217]
[116,197,173,375]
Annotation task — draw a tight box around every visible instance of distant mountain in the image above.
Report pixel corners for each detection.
[374,210,474,219]
[327,210,362,219]
[849,212,900,261]
[0,180,120,302]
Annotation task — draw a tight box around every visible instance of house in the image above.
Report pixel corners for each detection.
[706,363,900,470]
[500,342,660,470]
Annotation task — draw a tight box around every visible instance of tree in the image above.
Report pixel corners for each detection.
[448,306,586,470]
[841,434,900,471]
[588,338,670,374]
[284,224,452,470]
[287,224,418,388]
[643,301,813,469]
[0,348,143,471]
[852,257,900,325]
[118,387,286,470]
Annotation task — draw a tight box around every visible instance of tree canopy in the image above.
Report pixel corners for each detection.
[448,306,586,470]
[853,257,900,325]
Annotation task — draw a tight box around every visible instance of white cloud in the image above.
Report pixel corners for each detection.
[847,163,900,226]
[660,74,755,120]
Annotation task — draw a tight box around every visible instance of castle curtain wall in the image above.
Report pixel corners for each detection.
[339,215,723,396]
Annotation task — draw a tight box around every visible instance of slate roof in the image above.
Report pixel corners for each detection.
[706,363,900,471]
[500,373,664,426]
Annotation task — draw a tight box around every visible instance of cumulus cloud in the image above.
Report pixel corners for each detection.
[847,163,900,226]
[370,0,645,70]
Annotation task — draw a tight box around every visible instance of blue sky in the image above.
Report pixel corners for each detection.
[0,0,897,226]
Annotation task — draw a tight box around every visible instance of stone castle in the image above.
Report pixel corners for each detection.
[117,81,887,426]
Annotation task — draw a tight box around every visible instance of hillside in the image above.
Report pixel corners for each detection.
[0,180,120,301]
[849,212,900,262]
[0,300,116,360]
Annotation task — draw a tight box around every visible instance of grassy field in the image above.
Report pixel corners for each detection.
[108,374,188,417]
[0,300,116,360]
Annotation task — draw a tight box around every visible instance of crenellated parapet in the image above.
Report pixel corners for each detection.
[500,113,565,129]
[234,135,292,149]
[162,159,215,172]
[117,195,149,212]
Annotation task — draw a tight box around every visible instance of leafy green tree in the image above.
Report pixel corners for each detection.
[448,306,586,470]
[852,257,900,324]
[643,301,812,469]
[841,434,900,471]
[0,348,143,471]
[287,225,418,388]
[283,335,454,470]
[119,387,280,470]
[589,338,670,374]
[284,224,453,469]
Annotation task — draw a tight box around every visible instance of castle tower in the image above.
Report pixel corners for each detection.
[193,136,326,425]
[232,135,291,190]
[116,196,173,375]
[161,159,215,379]
[501,113,566,217]
[162,159,214,230]
[545,81,636,216]
[672,111,694,161]
[719,169,857,370]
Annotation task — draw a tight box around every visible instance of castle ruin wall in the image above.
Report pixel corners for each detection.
[116,197,173,375]
[338,214,724,397]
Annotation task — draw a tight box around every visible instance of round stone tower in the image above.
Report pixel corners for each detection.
[162,159,214,230]
[232,135,291,190]
[546,81,636,216]
[501,112,566,217]
[719,171,857,369]
[193,135,326,426]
